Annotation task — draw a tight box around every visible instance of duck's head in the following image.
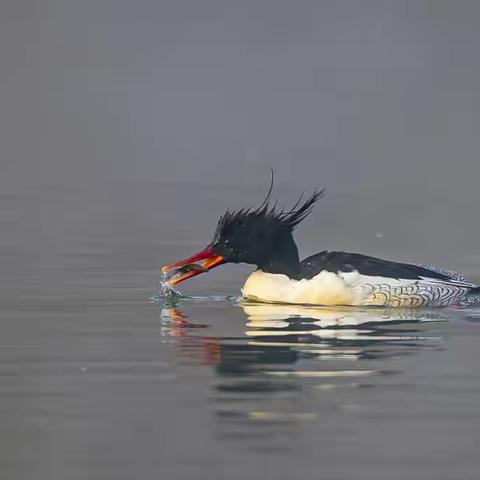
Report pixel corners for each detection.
[162,187,324,286]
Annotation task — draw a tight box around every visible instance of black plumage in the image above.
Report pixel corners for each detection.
[299,251,451,281]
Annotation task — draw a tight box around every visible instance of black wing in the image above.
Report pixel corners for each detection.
[299,251,455,282]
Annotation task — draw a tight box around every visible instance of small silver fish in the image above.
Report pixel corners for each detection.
[164,263,208,282]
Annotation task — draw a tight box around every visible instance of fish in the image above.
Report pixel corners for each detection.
[163,263,209,284]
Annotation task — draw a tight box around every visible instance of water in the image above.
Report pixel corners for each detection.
[1,183,480,480]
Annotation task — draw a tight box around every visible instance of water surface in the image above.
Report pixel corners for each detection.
[2,184,480,480]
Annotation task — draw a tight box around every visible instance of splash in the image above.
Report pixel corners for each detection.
[150,271,240,306]
[152,271,184,305]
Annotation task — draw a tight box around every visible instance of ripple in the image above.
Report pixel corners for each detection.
[153,300,460,447]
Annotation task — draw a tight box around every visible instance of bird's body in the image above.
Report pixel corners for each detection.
[242,251,480,307]
[162,180,480,308]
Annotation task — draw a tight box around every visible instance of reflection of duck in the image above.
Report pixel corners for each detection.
[241,303,445,362]
[242,302,443,327]
[159,302,447,445]
[162,176,480,307]
[160,303,445,375]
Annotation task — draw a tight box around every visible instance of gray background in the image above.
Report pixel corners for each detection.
[2,0,480,278]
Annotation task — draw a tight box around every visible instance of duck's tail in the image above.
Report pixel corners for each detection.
[465,286,480,306]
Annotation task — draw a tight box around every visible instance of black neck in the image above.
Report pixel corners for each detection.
[257,233,300,278]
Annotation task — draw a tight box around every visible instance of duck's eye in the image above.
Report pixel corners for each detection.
[224,239,234,251]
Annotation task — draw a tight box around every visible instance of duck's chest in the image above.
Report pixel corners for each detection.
[242,270,358,305]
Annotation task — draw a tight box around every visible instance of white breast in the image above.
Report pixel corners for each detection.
[242,270,358,306]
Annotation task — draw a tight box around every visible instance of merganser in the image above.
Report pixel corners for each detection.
[162,185,480,308]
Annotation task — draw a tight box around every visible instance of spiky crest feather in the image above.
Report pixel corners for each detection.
[214,171,324,239]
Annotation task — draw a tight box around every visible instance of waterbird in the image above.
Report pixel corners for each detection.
[162,184,480,308]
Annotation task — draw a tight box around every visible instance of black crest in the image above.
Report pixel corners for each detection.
[214,171,325,240]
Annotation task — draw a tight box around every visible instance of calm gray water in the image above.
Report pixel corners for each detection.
[2,182,480,480]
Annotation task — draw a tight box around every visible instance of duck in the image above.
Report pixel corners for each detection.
[162,183,480,308]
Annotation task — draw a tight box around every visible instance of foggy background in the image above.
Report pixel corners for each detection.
[2,0,480,293]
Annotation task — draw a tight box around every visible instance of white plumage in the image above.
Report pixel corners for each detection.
[242,269,478,307]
